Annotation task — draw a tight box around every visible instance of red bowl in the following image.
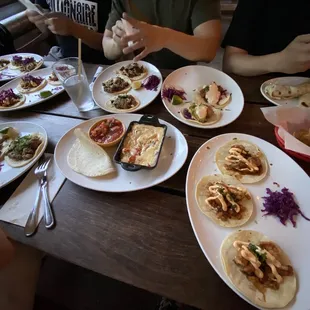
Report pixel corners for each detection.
[274,127,310,162]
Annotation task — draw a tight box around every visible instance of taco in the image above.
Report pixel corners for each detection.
[47,71,61,86]
[195,174,253,227]
[181,103,221,125]
[0,59,10,71]
[102,75,131,95]
[220,230,297,309]
[0,89,26,109]
[107,94,140,112]
[215,139,268,183]
[16,75,47,94]
[264,82,310,100]
[5,133,44,167]
[195,82,231,108]
[117,62,148,81]
[0,127,19,160]
[9,56,41,72]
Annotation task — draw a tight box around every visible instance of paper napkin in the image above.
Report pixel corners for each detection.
[0,154,65,227]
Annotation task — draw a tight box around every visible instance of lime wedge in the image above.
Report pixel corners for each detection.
[171,95,183,105]
[132,81,142,90]
[40,90,52,98]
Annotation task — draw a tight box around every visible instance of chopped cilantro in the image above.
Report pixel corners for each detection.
[248,243,266,263]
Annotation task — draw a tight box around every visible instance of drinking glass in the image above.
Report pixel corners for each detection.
[53,57,94,112]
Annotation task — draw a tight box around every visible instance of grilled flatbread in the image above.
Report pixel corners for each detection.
[298,93,310,108]
[265,82,310,100]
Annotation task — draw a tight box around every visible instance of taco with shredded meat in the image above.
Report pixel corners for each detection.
[221,230,297,309]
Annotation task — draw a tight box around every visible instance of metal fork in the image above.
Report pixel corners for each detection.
[24,158,54,236]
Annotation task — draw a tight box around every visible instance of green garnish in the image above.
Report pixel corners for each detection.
[40,90,52,98]
[0,127,10,134]
[203,85,210,92]
[248,243,266,263]
[171,95,183,105]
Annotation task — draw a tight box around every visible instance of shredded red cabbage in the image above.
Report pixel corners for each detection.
[142,75,160,91]
[261,187,310,227]
[162,87,186,101]
[0,89,19,101]
[22,57,35,65]
[12,55,22,63]
[22,74,43,84]
[182,108,192,120]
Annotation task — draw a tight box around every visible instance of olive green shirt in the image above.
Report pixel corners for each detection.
[106,0,220,69]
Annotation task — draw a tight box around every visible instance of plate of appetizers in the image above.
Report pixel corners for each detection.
[261,76,310,107]
[161,66,244,128]
[92,61,162,113]
[0,122,48,189]
[186,133,310,309]
[0,67,64,112]
[55,114,188,192]
[0,53,43,82]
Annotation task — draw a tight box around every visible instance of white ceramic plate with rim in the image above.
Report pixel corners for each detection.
[186,133,310,310]
[0,53,43,82]
[261,76,310,106]
[0,67,64,112]
[92,61,162,113]
[161,66,244,129]
[55,113,188,192]
[0,122,48,189]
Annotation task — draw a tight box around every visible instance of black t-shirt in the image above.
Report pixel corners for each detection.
[36,0,112,64]
[222,0,310,56]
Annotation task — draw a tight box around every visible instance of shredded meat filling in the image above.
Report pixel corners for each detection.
[233,241,294,294]
[224,144,262,175]
[7,135,41,161]
[111,95,137,110]
[119,63,144,78]
[0,60,10,69]
[103,77,129,93]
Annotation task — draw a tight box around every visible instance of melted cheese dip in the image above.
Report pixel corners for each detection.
[121,124,165,167]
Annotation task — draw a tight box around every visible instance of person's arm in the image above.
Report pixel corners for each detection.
[223,47,283,76]
[102,0,125,60]
[158,20,221,62]
[122,14,221,62]
[224,34,310,76]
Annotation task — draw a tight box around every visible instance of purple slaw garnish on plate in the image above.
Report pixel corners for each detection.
[21,74,43,84]
[0,89,20,101]
[142,75,160,91]
[182,108,192,120]
[261,187,310,227]
[162,87,186,101]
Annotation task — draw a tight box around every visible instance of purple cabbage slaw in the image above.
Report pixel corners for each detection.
[261,187,310,227]
[162,86,186,101]
[22,74,43,85]
[0,89,19,102]
[182,108,193,120]
[12,56,35,65]
[142,75,160,91]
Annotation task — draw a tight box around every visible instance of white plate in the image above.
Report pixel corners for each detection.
[55,114,188,192]
[261,76,310,106]
[0,122,48,189]
[0,67,64,112]
[0,53,43,82]
[92,61,162,113]
[161,66,244,129]
[186,133,310,309]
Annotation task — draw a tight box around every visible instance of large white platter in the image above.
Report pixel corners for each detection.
[186,133,310,309]
[92,61,162,113]
[0,53,43,82]
[0,122,48,189]
[161,66,244,129]
[55,114,188,192]
[0,67,64,112]
[261,76,310,106]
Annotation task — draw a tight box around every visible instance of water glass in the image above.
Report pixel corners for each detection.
[53,57,94,112]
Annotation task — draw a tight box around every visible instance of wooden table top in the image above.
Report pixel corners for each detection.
[0,64,309,310]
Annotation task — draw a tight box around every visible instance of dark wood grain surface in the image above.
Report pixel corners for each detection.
[0,64,309,310]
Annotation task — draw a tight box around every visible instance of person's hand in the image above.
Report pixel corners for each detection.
[111,20,127,49]
[45,14,75,36]
[26,7,48,32]
[121,13,166,61]
[279,34,310,74]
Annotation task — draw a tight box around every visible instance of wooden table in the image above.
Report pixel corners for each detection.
[0,65,309,310]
